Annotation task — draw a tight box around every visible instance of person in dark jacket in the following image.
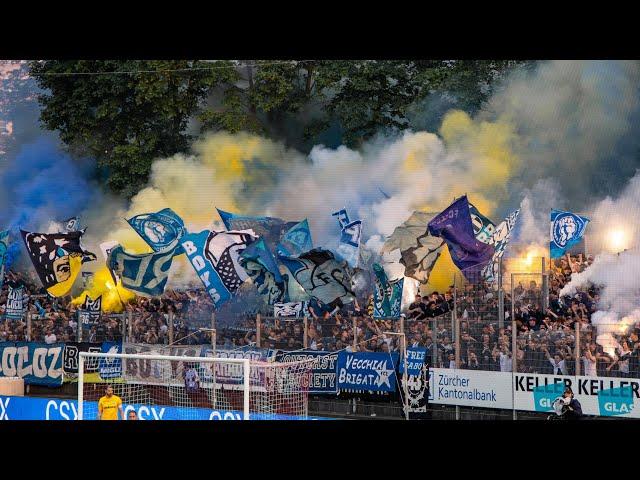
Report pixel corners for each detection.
[562,386,583,420]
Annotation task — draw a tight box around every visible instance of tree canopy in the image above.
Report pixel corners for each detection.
[30,59,530,196]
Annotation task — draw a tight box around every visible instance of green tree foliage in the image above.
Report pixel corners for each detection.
[30,60,531,194]
[29,60,237,196]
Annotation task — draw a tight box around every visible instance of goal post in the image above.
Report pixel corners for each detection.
[77,351,312,420]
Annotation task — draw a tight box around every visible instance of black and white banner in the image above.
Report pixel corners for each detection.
[5,286,25,320]
[78,295,102,326]
[63,342,103,374]
[274,302,305,318]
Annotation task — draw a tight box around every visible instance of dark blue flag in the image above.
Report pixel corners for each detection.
[239,237,287,305]
[428,196,494,275]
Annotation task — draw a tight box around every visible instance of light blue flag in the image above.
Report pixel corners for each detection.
[550,209,590,259]
[217,208,299,253]
[239,238,287,305]
[336,219,362,268]
[0,230,9,289]
[276,219,313,257]
[127,208,186,254]
[181,229,257,308]
[107,240,180,297]
[332,208,351,229]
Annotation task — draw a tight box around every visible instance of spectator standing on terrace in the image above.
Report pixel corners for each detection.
[44,329,57,344]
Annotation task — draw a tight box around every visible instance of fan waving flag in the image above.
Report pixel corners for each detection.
[278,248,355,310]
[21,230,97,297]
[181,229,257,308]
[381,211,444,284]
[550,209,590,259]
[127,208,186,253]
[107,240,180,297]
[336,219,362,268]
[428,196,494,276]
[239,237,287,305]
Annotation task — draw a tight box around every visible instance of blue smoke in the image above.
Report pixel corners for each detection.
[0,137,97,268]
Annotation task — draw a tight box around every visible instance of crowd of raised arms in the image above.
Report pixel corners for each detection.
[1,253,639,378]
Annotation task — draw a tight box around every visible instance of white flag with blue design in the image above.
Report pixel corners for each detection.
[336,220,362,268]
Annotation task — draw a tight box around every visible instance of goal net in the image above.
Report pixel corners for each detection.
[77,352,313,420]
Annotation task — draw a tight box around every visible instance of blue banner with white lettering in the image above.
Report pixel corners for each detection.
[127,208,186,254]
[275,350,339,394]
[398,347,427,376]
[336,351,399,392]
[0,342,64,386]
[181,230,256,308]
[98,341,123,379]
[428,196,494,275]
[550,209,590,259]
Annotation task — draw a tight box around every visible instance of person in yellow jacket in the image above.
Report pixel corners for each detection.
[98,385,124,420]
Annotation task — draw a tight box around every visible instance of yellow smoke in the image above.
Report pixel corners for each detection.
[72,267,136,313]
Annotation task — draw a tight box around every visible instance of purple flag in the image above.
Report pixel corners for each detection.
[428,196,494,275]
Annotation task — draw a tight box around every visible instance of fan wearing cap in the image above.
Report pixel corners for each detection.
[561,386,583,419]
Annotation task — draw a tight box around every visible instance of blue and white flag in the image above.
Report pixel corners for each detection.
[336,219,362,268]
[278,248,355,310]
[98,341,123,380]
[181,230,257,308]
[482,209,520,282]
[217,209,298,253]
[34,300,46,317]
[550,209,590,259]
[0,230,8,289]
[127,208,186,253]
[336,351,399,392]
[276,219,313,257]
[332,208,351,229]
[239,238,287,305]
[5,285,25,320]
[62,216,81,233]
[373,263,404,318]
[469,203,496,244]
[107,240,180,297]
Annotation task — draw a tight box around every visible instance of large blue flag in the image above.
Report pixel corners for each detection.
[107,240,180,297]
[0,230,9,289]
[127,208,186,254]
[428,196,494,275]
[217,208,298,252]
[278,248,355,310]
[550,209,590,259]
[336,219,362,268]
[276,219,313,257]
[239,237,287,305]
[181,229,257,308]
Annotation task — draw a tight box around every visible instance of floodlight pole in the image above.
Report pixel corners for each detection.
[383,331,409,420]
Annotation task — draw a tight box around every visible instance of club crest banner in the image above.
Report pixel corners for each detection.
[21,230,97,297]
[278,248,355,310]
[550,209,590,259]
[181,229,257,308]
[127,208,186,253]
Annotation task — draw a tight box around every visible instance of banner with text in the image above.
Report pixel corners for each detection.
[336,351,399,392]
[429,368,513,409]
[0,342,64,386]
[275,350,338,394]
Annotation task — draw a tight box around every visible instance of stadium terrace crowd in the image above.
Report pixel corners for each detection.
[2,253,640,378]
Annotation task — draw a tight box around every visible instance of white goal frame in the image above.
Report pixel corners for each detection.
[78,352,251,420]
